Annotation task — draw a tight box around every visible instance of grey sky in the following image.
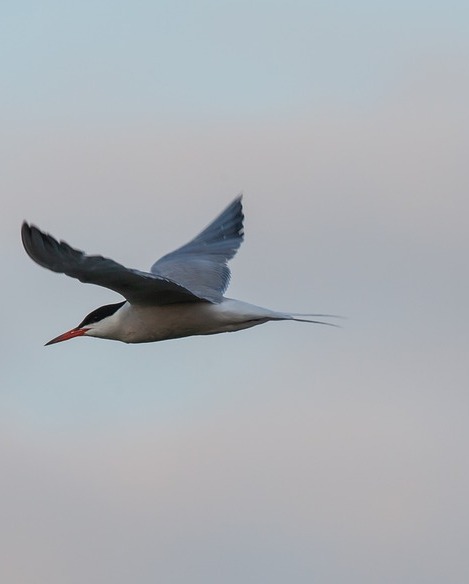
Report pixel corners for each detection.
[2,1,469,582]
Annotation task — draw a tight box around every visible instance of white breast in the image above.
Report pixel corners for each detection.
[91,298,283,343]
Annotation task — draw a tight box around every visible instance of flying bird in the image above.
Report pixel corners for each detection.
[22,197,335,346]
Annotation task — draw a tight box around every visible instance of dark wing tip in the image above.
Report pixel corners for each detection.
[232,194,244,235]
[195,195,245,248]
[21,221,49,264]
[21,221,81,273]
[21,220,31,242]
[21,221,38,262]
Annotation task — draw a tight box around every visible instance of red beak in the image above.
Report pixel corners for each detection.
[45,327,89,346]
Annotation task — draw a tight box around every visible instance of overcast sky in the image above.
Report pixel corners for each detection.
[2,2,469,583]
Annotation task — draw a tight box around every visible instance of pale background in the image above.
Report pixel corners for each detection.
[1,1,468,583]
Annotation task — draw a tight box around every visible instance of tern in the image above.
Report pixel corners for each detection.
[22,197,335,346]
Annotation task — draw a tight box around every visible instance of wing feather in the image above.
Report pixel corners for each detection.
[21,197,244,305]
[21,223,206,305]
[150,196,244,301]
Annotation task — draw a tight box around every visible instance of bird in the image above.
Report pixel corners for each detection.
[22,196,336,346]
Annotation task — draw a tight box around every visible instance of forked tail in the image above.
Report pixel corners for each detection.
[278,313,343,327]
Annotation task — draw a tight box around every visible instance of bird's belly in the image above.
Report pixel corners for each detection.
[118,300,274,343]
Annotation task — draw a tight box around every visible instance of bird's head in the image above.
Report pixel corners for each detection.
[45,301,126,346]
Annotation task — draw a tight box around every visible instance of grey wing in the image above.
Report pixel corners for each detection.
[150,196,244,303]
[21,223,208,305]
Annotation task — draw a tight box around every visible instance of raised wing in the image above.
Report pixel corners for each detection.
[21,223,209,305]
[151,196,244,302]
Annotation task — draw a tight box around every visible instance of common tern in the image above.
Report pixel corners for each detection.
[22,197,335,345]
